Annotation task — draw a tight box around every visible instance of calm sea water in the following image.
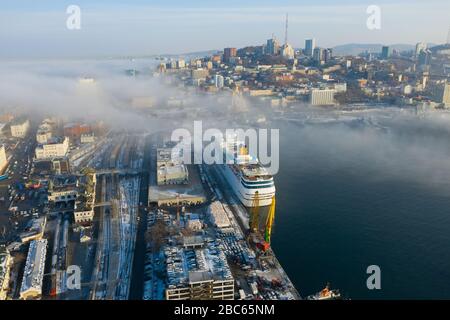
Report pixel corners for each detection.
[271,118,450,299]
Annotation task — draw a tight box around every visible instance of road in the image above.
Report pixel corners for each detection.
[0,123,39,244]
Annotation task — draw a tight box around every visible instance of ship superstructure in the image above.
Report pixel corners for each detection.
[218,135,275,207]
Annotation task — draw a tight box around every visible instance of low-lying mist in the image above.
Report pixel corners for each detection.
[3,59,450,192]
[0,59,256,132]
[278,110,450,192]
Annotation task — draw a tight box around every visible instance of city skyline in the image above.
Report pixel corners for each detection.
[1,0,449,58]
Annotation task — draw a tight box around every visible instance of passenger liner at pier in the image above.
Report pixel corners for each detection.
[218,137,275,207]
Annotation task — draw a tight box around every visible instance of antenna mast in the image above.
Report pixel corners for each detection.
[284,13,289,45]
[447,26,450,44]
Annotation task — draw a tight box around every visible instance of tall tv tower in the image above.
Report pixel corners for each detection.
[447,26,450,44]
[284,13,289,45]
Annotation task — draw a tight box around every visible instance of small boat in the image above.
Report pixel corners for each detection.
[307,283,342,300]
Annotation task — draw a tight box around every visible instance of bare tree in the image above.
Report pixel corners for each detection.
[146,220,168,252]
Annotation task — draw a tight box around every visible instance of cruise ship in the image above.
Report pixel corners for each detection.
[218,137,275,207]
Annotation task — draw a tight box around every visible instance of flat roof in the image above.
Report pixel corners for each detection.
[20,239,47,295]
[165,240,233,288]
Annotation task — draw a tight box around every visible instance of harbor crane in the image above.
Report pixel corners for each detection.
[264,195,276,244]
[249,191,260,232]
[249,192,276,246]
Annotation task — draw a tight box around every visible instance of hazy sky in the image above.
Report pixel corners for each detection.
[1,0,449,58]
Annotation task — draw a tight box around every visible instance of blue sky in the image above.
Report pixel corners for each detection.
[1,0,449,58]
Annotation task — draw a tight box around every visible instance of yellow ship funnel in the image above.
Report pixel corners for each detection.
[239,145,248,155]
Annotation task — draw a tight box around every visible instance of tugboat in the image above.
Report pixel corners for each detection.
[307,283,342,300]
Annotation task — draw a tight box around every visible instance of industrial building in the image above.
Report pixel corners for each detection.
[20,239,48,300]
[35,137,70,159]
[165,241,234,300]
[0,246,12,300]
[10,119,30,138]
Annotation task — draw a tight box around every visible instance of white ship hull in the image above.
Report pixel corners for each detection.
[218,164,275,207]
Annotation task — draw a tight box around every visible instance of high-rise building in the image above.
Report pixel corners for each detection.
[281,44,295,59]
[223,48,237,63]
[418,49,432,67]
[415,42,427,60]
[323,48,333,63]
[381,46,391,59]
[176,59,186,69]
[431,80,450,107]
[313,47,324,63]
[266,36,280,55]
[305,38,316,56]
